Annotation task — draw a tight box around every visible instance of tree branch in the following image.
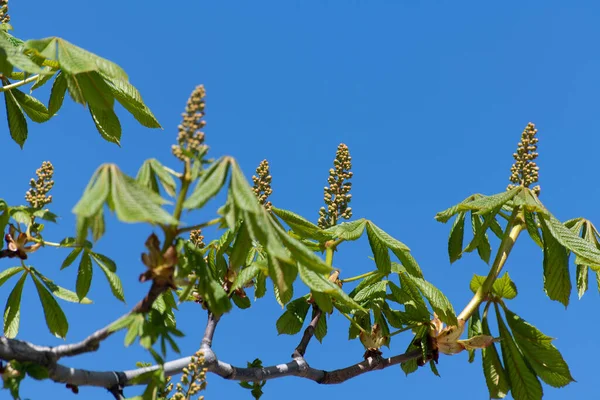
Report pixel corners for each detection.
[292,306,322,359]
[201,312,220,349]
[52,282,169,359]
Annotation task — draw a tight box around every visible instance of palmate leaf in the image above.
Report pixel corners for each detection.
[29,267,92,304]
[496,305,542,400]
[569,219,600,298]
[469,213,492,264]
[89,252,125,302]
[106,77,161,128]
[48,71,67,116]
[435,194,483,223]
[459,187,522,215]
[365,221,423,278]
[73,165,177,242]
[539,217,571,306]
[366,223,392,274]
[31,274,69,339]
[0,31,49,75]
[76,251,93,301]
[298,263,364,312]
[89,105,121,145]
[3,271,27,338]
[402,273,456,326]
[323,219,367,241]
[503,307,574,388]
[470,273,517,300]
[524,210,543,248]
[0,266,24,288]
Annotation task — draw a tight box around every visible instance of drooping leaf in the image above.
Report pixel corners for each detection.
[3,271,27,338]
[107,77,161,128]
[406,274,457,326]
[524,211,543,249]
[448,211,466,263]
[4,87,28,147]
[0,266,24,288]
[136,159,176,197]
[276,296,310,335]
[184,157,231,209]
[469,213,492,264]
[496,306,542,400]
[314,311,327,342]
[435,194,482,223]
[72,166,111,218]
[89,105,121,145]
[503,308,574,388]
[10,88,51,122]
[541,213,600,269]
[481,310,509,398]
[31,274,69,338]
[539,217,571,306]
[60,247,83,270]
[110,166,178,225]
[93,254,125,302]
[230,263,261,294]
[459,187,522,214]
[366,223,391,274]
[30,268,92,304]
[353,280,389,304]
[0,31,48,74]
[76,251,93,301]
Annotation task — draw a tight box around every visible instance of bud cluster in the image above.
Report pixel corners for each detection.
[252,159,273,211]
[25,161,54,208]
[172,85,209,162]
[507,123,540,195]
[190,229,205,248]
[318,143,353,229]
[0,0,9,24]
[170,350,207,400]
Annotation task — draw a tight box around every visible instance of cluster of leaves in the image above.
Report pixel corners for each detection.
[1,24,160,147]
[438,184,600,305]
[435,180,600,398]
[467,274,574,399]
[239,359,266,400]
[273,210,455,357]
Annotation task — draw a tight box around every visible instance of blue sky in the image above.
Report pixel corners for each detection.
[3,1,600,399]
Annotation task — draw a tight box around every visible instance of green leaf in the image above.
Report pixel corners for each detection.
[184,157,231,209]
[539,217,571,306]
[184,243,231,315]
[108,77,161,128]
[0,31,48,74]
[541,213,600,269]
[469,274,487,294]
[148,159,176,197]
[229,223,253,271]
[30,68,56,91]
[496,306,542,400]
[276,297,310,335]
[323,219,367,241]
[314,311,327,342]
[406,274,457,326]
[230,264,260,294]
[110,166,178,225]
[391,278,429,321]
[481,311,509,398]
[524,211,543,249]
[503,308,574,388]
[467,308,482,363]
[271,206,334,242]
[459,187,522,214]
[11,89,51,122]
[72,166,111,218]
[576,264,588,299]
[31,273,69,338]
[93,254,125,302]
[270,256,296,306]
[353,280,389,303]
[89,105,121,145]
[492,273,518,300]
[61,247,82,270]
[366,223,391,274]
[89,252,117,272]
[4,87,28,147]
[3,271,27,338]
[76,252,93,301]
[0,266,24,288]
[448,212,466,263]
[30,268,92,304]
[298,263,364,312]
[469,213,492,264]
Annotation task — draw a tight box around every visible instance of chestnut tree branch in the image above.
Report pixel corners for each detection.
[292,306,323,359]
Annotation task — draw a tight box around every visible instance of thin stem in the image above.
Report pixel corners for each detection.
[292,306,323,359]
[325,247,334,266]
[0,74,40,92]
[340,270,378,283]
[389,323,421,338]
[340,312,366,333]
[458,208,524,321]
[162,160,192,251]
[177,217,221,235]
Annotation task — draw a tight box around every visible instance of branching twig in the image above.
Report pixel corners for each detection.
[52,282,169,359]
[292,306,323,359]
[201,312,220,349]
